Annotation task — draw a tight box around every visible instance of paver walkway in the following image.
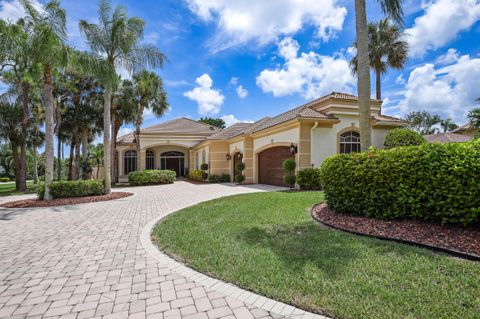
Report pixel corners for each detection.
[0,182,317,319]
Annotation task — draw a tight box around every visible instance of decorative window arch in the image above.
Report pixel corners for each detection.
[339,131,361,154]
[202,150,206,165]
[124,150,137,175]
[146,149,155,170]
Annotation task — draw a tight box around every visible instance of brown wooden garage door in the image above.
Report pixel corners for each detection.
[258,146,293,186]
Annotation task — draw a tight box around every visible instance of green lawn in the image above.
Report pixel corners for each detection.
[153,192,480,319]
[0,180,36,196]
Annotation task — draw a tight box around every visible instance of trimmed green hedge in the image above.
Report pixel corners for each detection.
[296,168,322,190]
[0,177,9,183]
[128,170,176,186]
[208,174,231,183]
[38,180,104,199]
[384,128,426,149]
[319,140,480,225]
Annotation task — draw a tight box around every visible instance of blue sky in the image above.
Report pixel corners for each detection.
[1,0,480,140]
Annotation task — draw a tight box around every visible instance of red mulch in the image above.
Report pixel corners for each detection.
[312,203,480,257]
[1,192,134,208]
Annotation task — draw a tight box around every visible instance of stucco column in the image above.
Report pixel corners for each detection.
[298,123,313,171]
[243,137,254,184]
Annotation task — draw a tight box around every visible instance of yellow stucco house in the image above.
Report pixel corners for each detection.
[116,92,406,186]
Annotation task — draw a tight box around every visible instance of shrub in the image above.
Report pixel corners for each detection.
[235,174,245,184]
[296,168,322,190]
[384,128,426,149]
[200,163,209,171]
[38,179,104,200]
[0,177,9,182]
[319,140,480,226]
[128,170,176,186]
[235,162,245,172]
[283,158,296,188]
[219,173,231,183]
[188,169,204,182]
[282,158,296,171]
[208,174,220,183]
[208,174,231,183]
[201,171,208,181]
[283,175,296,186]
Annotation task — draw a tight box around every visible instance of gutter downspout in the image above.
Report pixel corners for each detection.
[311,121,319,168]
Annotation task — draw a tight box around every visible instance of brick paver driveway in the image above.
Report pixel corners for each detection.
[0,182,296,319]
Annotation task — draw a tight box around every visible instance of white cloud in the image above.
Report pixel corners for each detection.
[396,74,406,85]
[0,0,43,22]
[119,127,133,137]
[435,48,460,65]
[398,53,480,122]
[406,0,480,57]
[221,115,254,127]
[256,37,355,99]
[144,32,160,45]
[186,0,347,52]
[165,79,190,88]
[235,85,248,99]
[184,74,225,115]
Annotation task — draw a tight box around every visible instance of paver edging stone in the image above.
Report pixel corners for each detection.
[140,201,330,319]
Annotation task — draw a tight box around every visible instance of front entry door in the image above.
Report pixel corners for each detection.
[160,151,185,177]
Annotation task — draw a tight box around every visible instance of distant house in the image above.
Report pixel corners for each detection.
[116,92,406,186]
[424,132,473,144]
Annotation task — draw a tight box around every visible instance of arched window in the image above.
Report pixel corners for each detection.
[124,150,137,175]
[146,149,155,170]
[160,151,185,177]
[339,131,361,154]
[202,150,206,165]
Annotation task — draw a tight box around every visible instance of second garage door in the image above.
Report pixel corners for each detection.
[258,146,293,186]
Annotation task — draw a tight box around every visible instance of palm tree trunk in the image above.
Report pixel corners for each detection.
[376,69,381,100]
[111,109,117,183]
[12,143,20,191]
[75,134,81,180]
[113,118,122,182]
[43,64,55,200]
[68,137,75,180]
[57,137,62,180]
[355,0,372,151]
[103,87,112,194]
[33,147,38,184]
[81,130,89,180]
[18,82,30,191]
[135,105,144,170]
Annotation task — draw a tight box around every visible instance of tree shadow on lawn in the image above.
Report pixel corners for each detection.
[238,221,434,280]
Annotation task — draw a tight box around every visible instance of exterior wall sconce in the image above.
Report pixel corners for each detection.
[226,153,232,161]
[290,142,298,154]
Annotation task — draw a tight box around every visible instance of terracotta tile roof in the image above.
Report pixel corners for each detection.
[373,114,406,124]
[117,118,221,144]
[207,122,254,140]
[424,133,473,143]
[117,132,135,144]
[251,104,337,133]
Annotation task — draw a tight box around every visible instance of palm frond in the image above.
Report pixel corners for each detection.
[378,0,404,25]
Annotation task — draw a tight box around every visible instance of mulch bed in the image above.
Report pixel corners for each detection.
[1,192,134,208]
[311,203,480,259]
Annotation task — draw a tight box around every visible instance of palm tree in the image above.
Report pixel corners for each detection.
[112,80,136,182]
[19,0,113,199]
[467,108,480,130]
[132,71,168,169]
[354,0,404,151]
[89,144,104,179]
[440,118,458,133]
[0,19,36,191]
[0,100,23,190]
[350,18,408,100]
[79,0,166,193]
